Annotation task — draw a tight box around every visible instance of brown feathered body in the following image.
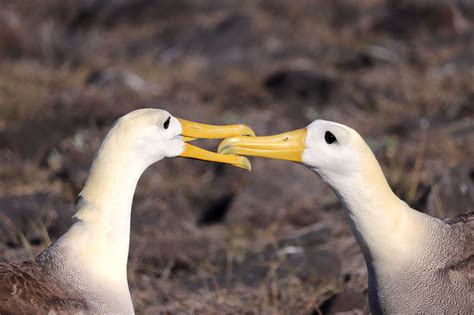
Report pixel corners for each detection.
[0,255,89,314]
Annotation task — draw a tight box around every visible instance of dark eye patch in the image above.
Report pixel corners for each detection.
[163,116,171,129]
[324,131,337,144]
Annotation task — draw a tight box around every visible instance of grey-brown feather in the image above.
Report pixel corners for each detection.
[0,260,89,314]
[371,211,474,314]
[0,243,132,314]
[443,211,474,287]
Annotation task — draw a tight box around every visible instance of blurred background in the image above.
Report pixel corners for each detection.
[0,0,473,313]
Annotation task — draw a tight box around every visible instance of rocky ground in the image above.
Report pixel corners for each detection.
[0,0,473,314]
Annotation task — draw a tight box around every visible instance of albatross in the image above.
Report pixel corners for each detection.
[218,119,473,314]
[0,108,254,314]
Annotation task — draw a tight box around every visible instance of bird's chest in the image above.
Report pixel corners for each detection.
[369,255,470,315]
[40,251,134,314]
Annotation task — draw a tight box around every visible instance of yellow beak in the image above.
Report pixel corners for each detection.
[217,128,307,162]
[177,118,255,170]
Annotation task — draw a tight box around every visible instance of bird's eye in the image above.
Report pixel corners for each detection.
[324,131,337,144]
[163,116,171,129]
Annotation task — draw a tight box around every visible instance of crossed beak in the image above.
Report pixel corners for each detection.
[177,119,255,170]
[217,128,307,162]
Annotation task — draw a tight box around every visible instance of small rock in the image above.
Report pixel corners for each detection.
[0,118,75,163]
[284,249,340,287]
[457,0,474,22]
[373,1,463,38]
[131,237,212,273]
[426,162,474,219]
[264,69,337,104]
[0,13,21,60]
[277,227,330,248]
[319,291,369,315]
[85,68,159,94]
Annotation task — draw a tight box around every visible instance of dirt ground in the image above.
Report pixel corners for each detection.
[0,0,473,314]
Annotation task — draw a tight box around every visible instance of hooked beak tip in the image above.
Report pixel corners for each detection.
[236,156,252,171]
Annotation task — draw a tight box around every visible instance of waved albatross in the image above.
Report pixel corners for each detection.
[0,108,254,314]
[218,119,473,314]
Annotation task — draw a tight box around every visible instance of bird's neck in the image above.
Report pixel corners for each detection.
[53,142,149,287]
[319,156,424,263]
